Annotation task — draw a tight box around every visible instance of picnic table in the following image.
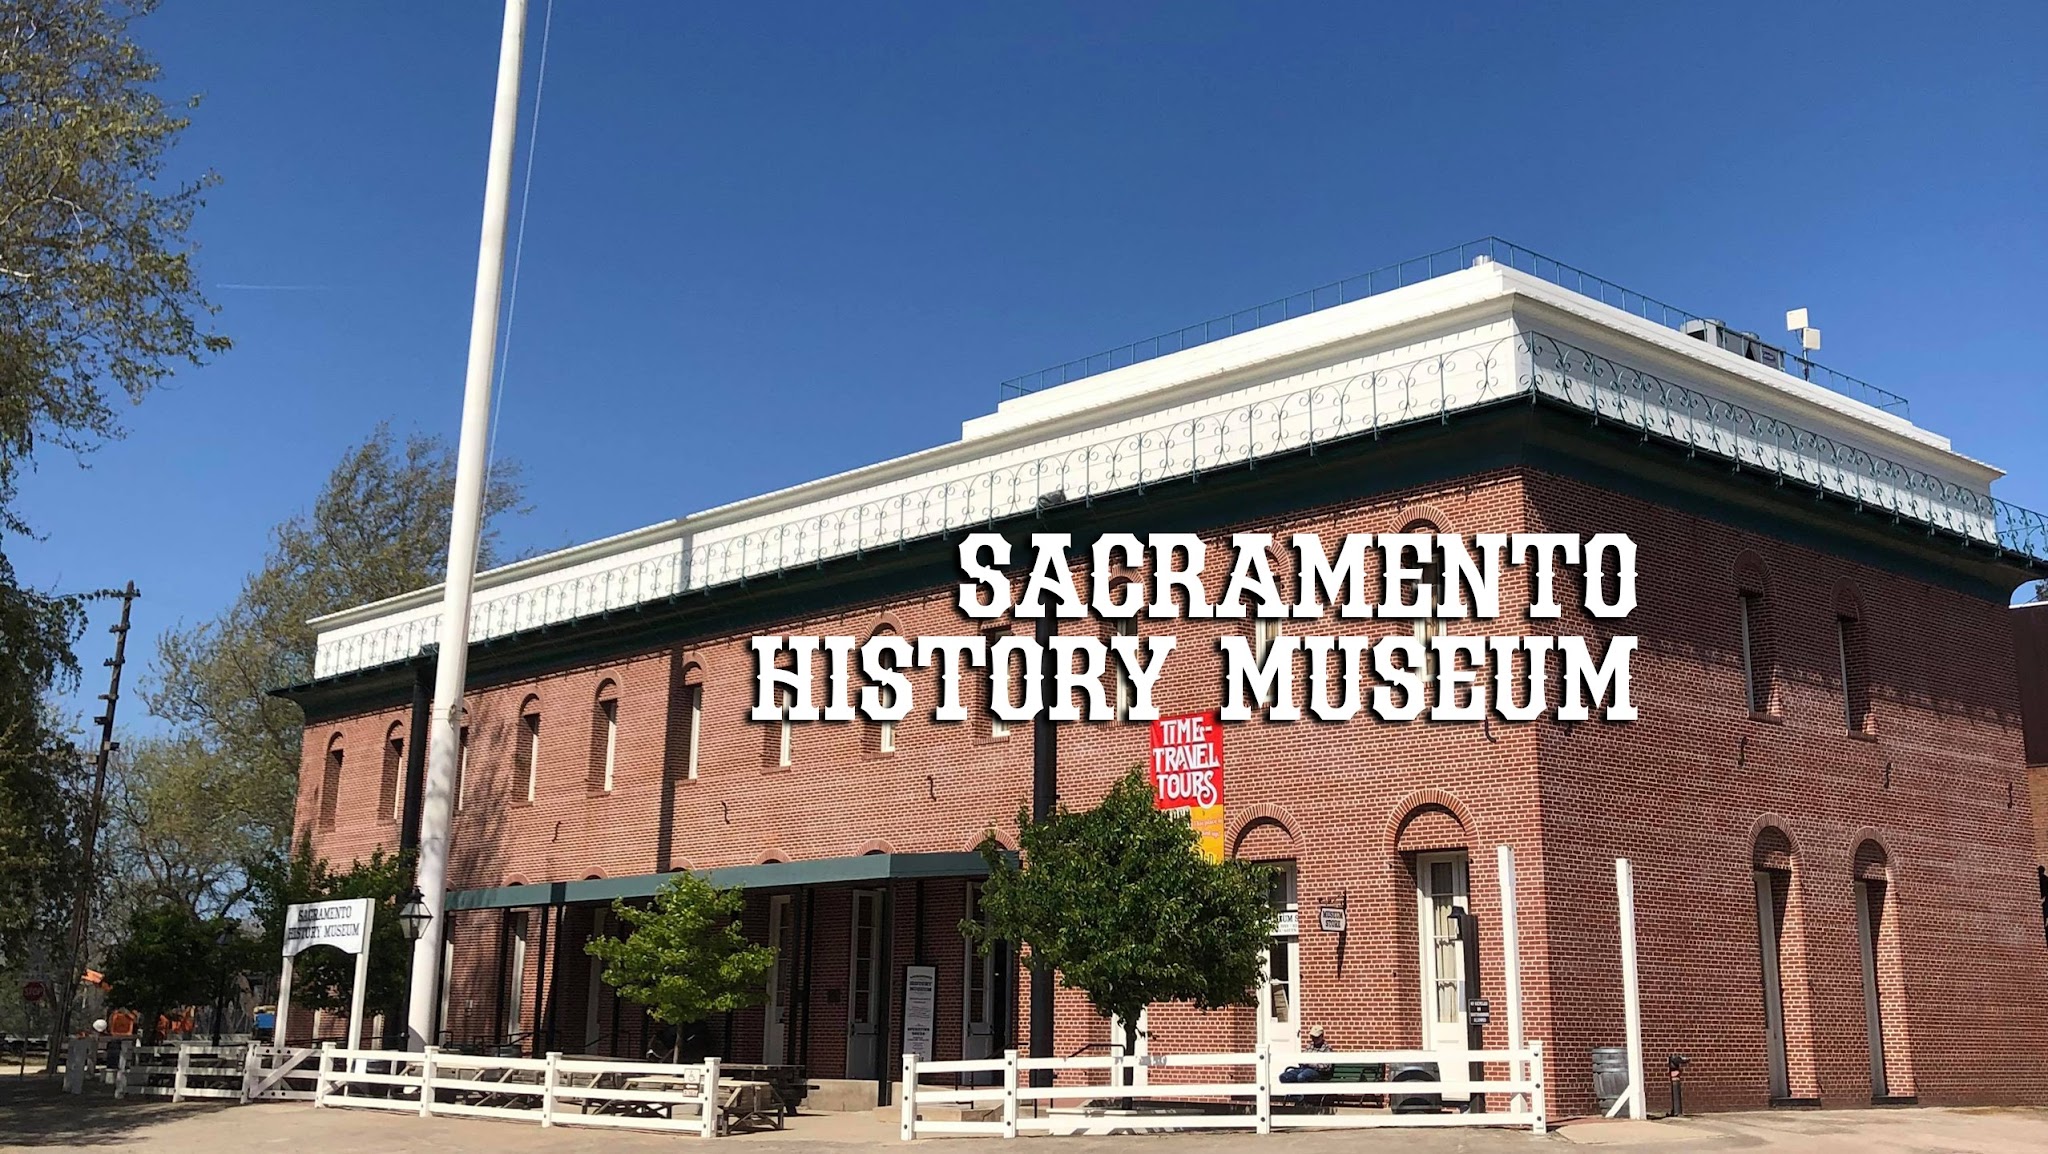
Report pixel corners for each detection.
[607,1074,783,1132]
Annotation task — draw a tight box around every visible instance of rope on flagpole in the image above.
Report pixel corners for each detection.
[483,0,554,496]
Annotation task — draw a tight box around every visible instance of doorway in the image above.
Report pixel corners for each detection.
[1256,862,1301,1059]
[1854,879,1888,1098]
[1753,870,1791,1099]
[583,908,611,1052]
[501,911,529,1045]
[846,889,884,1079]
[963,884,997,1078]
[763,895,798,1065]
[1414,852,1470,1100]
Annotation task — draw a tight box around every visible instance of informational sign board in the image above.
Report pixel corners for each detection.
[22,980,45,1004]
[900,965,937,1062]
[1150,711,1225,862]
[1274,910,1299,936]
[1318,905,1347,933]
[283,898,372,956]
[1468,997,1492,1027]
[275,897,376,1051]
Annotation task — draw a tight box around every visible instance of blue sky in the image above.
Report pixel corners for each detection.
[20,1,2045,720]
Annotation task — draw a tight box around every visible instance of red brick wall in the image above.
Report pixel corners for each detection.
[293,464,2048,1114]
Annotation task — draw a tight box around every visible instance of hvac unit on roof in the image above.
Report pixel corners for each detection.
[1681,318,1787,373]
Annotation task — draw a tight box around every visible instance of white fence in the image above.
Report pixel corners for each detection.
[309,1044,722,1137]
[111,1041,723,1137]
[900,1043,1546,1138]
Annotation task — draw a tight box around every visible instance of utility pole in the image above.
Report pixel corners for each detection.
[48,581,137,1072]
[406,0,529,1051]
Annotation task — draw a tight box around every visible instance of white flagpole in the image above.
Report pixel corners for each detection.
[406,0,529,1051]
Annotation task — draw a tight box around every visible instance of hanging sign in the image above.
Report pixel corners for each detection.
[1150,712,1225,862]
[1318,905,1347,933]
[282,898,373,957]
[900,966,937,1062]
[275,898,377,1054]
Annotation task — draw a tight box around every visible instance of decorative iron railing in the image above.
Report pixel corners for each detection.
[311,331,2040,681]
[997,237,1911,417]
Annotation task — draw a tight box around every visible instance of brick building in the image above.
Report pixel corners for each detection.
[279,244,2048,1115]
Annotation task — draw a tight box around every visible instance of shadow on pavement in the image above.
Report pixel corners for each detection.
[0,1078,232,1147]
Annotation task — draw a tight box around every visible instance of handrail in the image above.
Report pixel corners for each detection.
[312,327,2043,682]
[997,236,1911,417]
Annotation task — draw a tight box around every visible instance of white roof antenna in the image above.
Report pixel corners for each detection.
[1786,308,1821,380]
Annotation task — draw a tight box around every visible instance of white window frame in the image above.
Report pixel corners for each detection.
[523,711,541,802]
[685,683,703,780]
[455,727,469,813]
[1740,593,1764,714]
[1257,861,1301,1054]
[600,697,618,792]
[389,735,406,823]
[778,686,793,767]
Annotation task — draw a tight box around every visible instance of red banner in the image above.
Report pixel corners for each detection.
[1150,711,1223,809]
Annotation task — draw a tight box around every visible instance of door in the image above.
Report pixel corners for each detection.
[763,895,798,1065]
[502,911,529,1045]
[1257,863,1301,1060]
[962,884,998,1078]
[1854,880,1887,1098]
[1754,871,1790,1099]
[1415,853,1470,1100]
[583,908,611,1052]
[846,889,884,1080]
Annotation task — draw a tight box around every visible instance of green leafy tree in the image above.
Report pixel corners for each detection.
[587,874,776,1061]
[0,0,225,990]
[966,768,1276,1057]
[142,426,524,906]
[251,843,412,1018]
[102,902,250,1043]
[0,0,229,517]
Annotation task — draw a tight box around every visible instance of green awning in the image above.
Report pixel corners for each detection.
[446,850,993,911]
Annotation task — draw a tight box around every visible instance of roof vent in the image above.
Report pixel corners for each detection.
[1680,318,1786,373]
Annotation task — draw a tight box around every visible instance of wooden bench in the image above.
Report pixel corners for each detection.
[1318,1063,1387,1110]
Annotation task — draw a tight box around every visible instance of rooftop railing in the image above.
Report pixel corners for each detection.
[312,329,2038,681]
[997,237,1912,417]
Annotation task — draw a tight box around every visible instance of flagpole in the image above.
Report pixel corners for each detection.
[407,0,528,1052]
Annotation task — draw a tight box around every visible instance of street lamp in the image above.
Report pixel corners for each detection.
[398,887,431,942]
[210,927,232,1044]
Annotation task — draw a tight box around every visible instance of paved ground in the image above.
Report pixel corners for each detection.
[1,1079,2043,1153]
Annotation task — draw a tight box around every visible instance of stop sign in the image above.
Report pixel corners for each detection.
[21,980,45,1003]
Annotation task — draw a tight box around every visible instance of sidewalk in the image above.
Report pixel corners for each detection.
[2,1078,2044,1153]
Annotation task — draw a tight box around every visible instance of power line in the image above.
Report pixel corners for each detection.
[483,0,555,497]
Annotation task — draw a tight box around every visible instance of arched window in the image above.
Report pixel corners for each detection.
[673,663,704,782]
[591,680,620,792]
[764,657,795,768]
[380,721,406,824]
[319,734,345,831]
[516,694,542,802]
[1112,615,1140,721]
[866,626,901,756]
[1735,553,1776,716]
[1404,521,1446,697]
[1835,584,1872,734]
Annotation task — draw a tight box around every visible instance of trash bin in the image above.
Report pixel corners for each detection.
[1591,1046,1630,1114]
[1389,1062,1442,1114]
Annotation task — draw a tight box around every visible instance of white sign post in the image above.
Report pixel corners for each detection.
[276,898,376,1050]
[900,966,937,1063]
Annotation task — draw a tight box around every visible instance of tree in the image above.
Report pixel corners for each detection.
[587,874,776,1061]
[141,426,524,910]
[966,769,1275,1057]
[251,842,412,1018]
[102,902,251,1043]
[0,579,91,962]
[0,0,224,983]
[0,0,229,522]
